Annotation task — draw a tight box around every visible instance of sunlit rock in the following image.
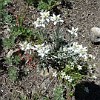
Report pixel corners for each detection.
[90,27,100,43]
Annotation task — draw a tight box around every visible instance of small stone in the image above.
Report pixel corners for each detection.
[90,27,100,43]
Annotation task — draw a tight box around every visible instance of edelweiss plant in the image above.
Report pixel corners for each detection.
[32,10,96,96]
[3,8,96,97]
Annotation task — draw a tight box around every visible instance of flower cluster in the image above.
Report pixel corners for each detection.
[52,41,89,62]
[67,42,88,60]
[61,71,73,83]
[53,71,73,83]
[18,11,96,92]
[19,41,33,52]
[77,65,83,70]
[33,18,46,28]
[40,11,50,22]
[47,26,96,86]
[34,43,51,58]
[50,14,64,25]
[19,41,51,58]
[34,11,64,28]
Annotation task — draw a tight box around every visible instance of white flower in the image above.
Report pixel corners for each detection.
[92,75,97,79]
[68,27,78,37]
[83,55,88,61]
[40,11,50,22]
[90,69,93,74]
[34,43,51,58]
[53,71,57,77]
[88,65,92,69]
[61,71,66,78]
[67,42,79,53]
[34,13,64,27]
[67,42,88,59]
[65,75,73,82]
[34,18,46,28]
[77,65,82,70]
[34,43,44,50]
[88,54,95,59]
[70,62,74,67]
[34,11,50,28]
[50,14,64,25]
[62,46,68,52]
[19,41,33,51]
[93,64,96,67]
[78,46,87,57]
[65,75,70,80]
[68,78,73,83]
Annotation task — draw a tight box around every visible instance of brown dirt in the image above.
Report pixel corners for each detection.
[1,0,100,100]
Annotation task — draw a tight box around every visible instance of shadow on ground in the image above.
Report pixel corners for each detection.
[0,38,7,75]
[75,81,100,100]
[0,39,3,56]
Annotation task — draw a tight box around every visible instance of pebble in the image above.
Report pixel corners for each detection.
[90,27,100,43]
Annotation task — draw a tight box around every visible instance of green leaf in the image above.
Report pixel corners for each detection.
[38,1,49,10]
[53,86,65,100]
[8,67,18,81]
[3,37,15,49]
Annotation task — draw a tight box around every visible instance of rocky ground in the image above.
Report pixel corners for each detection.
[0,0,100,100]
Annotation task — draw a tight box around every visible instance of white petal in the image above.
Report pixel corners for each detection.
[54,22,57,25]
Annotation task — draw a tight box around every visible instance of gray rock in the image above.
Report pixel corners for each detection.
[90,27,100,43]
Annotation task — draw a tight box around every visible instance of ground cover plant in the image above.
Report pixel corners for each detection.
[0,0,100,100]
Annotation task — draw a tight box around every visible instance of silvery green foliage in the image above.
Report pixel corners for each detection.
[53,85,65,100]
[8,67,18,81]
